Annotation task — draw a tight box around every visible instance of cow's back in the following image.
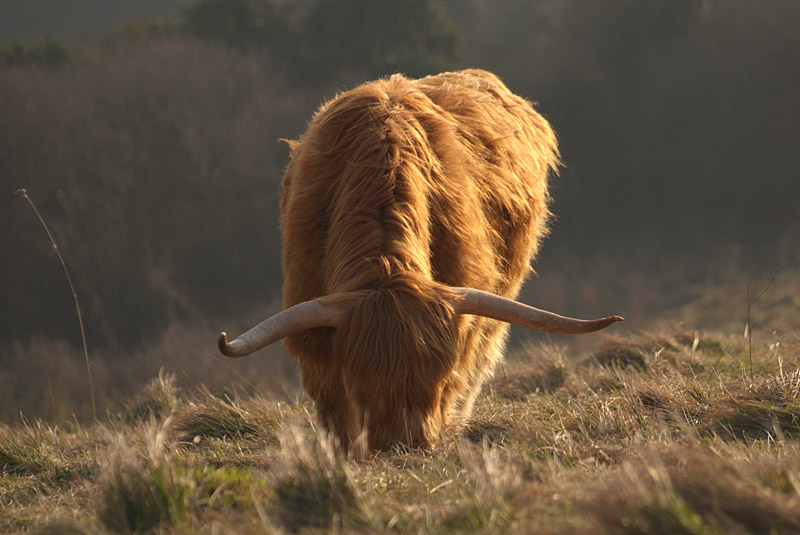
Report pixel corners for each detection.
[414,69,558,297]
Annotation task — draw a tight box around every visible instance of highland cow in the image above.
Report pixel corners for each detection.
[218,69,622,452]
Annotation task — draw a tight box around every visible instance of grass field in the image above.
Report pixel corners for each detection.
[2,273,799,534]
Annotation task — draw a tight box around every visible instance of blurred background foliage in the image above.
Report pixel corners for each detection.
[1,0,798,420]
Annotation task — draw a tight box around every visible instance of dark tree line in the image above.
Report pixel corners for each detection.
[1,0,798,355]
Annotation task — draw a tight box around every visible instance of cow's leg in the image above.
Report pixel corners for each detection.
[299,364,361,452]
[439,318,510,426]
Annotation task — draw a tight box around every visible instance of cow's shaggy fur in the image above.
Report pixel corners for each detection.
[280,69,559,451]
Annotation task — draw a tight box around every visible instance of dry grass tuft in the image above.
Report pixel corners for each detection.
[93,417,270,534]
[586,444,800,535]
[481,344,570,412]
[461,420,514,446]
[589,344,648,371]
[0,422,77,482]
[172,390,280,445]
[270,426,370,531]
[699,368,800,441]
[123,369,183,421]
[95,419,196,534]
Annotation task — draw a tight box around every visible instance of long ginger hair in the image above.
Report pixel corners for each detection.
[279,70,559,450]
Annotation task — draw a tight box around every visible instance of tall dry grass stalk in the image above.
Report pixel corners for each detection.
[14,188,96,421]
[746,277,775,377]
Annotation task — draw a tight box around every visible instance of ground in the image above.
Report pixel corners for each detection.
[2,273,799,534]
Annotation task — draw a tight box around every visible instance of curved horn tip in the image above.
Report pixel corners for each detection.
[217,331,231,356]
[600,315,625,329]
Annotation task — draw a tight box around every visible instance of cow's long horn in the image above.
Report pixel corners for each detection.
[454,288,623,334]
[218,299,342,357]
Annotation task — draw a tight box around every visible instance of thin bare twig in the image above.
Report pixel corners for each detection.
[745,277,775,378]
[15,188,96,421]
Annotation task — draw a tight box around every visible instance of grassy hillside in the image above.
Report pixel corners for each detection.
[2,278,799,534]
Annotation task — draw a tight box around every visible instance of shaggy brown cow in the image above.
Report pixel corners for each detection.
[219,69,622,452]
